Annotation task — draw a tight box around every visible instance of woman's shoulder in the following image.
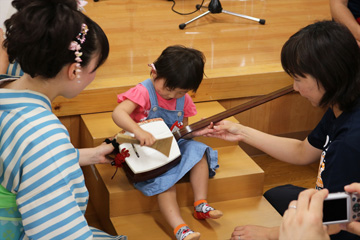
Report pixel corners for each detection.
[0,89,70,144]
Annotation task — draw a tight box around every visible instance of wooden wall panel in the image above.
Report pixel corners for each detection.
[220,92,325,135]
[59,116,81,148]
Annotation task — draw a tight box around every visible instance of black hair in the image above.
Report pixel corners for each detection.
[281,20,360,112]
[4,0,109,78]
[152,45,205,92]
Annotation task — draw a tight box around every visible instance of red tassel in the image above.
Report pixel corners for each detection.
[111,148,130,179]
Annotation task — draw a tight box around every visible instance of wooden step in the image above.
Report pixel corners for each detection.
[80,101,267,235]
[83,145,264,217]
[82,143,265,236]
[111,196,282,239]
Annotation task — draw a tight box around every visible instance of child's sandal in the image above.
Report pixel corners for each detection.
[193,200,223,220]
[174,224,200,240]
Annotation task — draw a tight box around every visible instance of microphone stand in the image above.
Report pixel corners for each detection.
[179,0,265,29]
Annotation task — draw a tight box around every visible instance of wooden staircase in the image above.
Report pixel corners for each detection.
[79,101,283,239]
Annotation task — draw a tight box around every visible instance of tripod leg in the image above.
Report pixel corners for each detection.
[179,11,211,29]
[222,10,265,24]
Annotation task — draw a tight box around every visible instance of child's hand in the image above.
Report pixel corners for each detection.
[133,128,156,146]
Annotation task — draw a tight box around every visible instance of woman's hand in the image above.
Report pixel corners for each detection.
[280,189,330,240]
[78,143,115,166]
[340,183,360,236]
[231,225,279,240]
[200,120,246,142]
[191,122,214,137]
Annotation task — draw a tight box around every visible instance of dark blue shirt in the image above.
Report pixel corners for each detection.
[349,0,360,19]
[308,100,360,193]
[308,101,360,240]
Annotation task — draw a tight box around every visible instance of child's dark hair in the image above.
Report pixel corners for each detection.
[153,45,205,92]
[281,20,360,112]
[4,0,109,78]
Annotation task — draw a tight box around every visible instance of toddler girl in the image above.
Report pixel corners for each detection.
[112,45,222,240]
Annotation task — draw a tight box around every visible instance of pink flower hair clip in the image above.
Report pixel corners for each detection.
[148,63,157,71]
[68,23,89,79]
[76,23,89,44]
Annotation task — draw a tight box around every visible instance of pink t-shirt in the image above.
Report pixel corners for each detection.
[117,83,197,123]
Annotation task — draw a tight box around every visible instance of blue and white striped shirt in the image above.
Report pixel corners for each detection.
[0,79,126,240]
[6,62,24,77]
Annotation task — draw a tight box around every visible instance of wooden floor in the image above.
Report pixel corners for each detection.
[83,0,331,87]
[53,0,331,117]
[253,154,318,193]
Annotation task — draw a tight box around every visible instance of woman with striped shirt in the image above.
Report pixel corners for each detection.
[0,0,126,239]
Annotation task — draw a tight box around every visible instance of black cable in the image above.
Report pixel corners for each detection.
[169,0,205,15]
